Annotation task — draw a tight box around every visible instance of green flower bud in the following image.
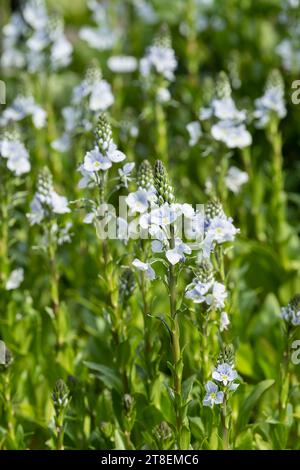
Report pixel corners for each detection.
[95,113,113,154]
[218,344,235,368]
[37,167,54,206]
[266,69,284,92]
[205,198,225,223]
[154,160,175,205]
[52,379,70,413]
[85,60,102,83]
[154,24,172,49]
[216,71,231,99]
[119,268,136,307]
[100,421,114,439]
[196,260,214,284]
[123,394,135,415]
[153,421,172,442]
[137,160,154,190]
[0,342,13,372]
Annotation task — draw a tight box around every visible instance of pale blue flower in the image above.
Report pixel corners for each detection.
[203,381,224,407]
[212,363,237,386]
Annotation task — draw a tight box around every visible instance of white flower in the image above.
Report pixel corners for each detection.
[0,139,31,176]
[79,27,116,50]
[89,80,114,111]
[118,162,135,188]
[185,279,213,303]
[186,121,202,146]
[107,55,137,73]
[77,164,97,188]
[5,268,24,291]
[126,189,150,214]
[0,95,47,129]
[211,121,252,148]
[132,258,156,280]
[166,239,192,265]
[51,36,73,70]
[52,133,71,153]
[199,107,213,120]
[254,87,287,128]
[212,363,237,386]
[23,0,48,30]
[28,187,70,226]
[220,311,230,331]
[83,147,112,172]
[32,106,47,129]
[51,192,70,214]
[225,166,249,193]
[203,216,239,256]
[106,142,126,163]
[205,282,227,310]
[203,381,224,407]
[27,196,44,225]
[212,97,246,122]
[142,44,177,81]
[7,154,31,176]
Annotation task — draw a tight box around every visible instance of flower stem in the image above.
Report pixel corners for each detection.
[155,101,168,164]
[268,121,287,266]
[221,397,229,450]
[168,228,185,448]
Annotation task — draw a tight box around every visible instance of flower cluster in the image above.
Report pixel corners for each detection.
[0,94,47,130]
[0,131,31,176]
[281,294,300,327]
[185,260,227,310]
[28,168,70,226]
[79,0,118,51]
[254,69,287,128]
[140,26,177,103]
[82,113,125,174]
[204,347,239,407]
[1,0,72,73]
[194,71,252,149]
[52,65,114,153]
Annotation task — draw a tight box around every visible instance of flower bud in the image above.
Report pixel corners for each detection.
[205,198,225,223]
[119,268,136,307]
[154,160,175,205]
[216,71,231,99]
[52,379,70,412]
[137,160,154,190]
[153,421,172,442]
[281,294,300,327]
[95,113,113,154]
[196,260,214,284]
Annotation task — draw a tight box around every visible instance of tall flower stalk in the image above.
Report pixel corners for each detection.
[51,379,70,450]
[153,161,185,448]
[28,168,71,350]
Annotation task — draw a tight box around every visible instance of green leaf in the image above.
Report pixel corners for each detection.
[84,361,122,392]
[179,426,191,450]
[182,375,196,404]
[236,379,275,434]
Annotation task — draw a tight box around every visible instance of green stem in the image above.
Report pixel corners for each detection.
[155,101,168,164]
[268,121,287,266]
[140,271,153,398]
[48,227,62,350]
[168,228,184,448]
[221,397,229,450]
[0,174,10,285]
[4,373,16,448]
[55,413,65,450]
